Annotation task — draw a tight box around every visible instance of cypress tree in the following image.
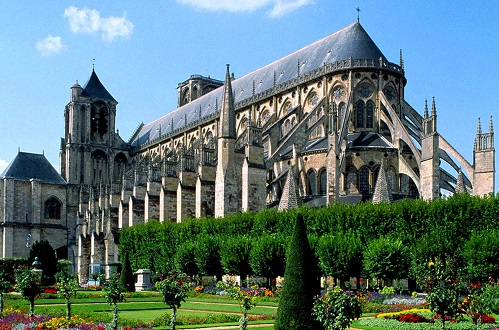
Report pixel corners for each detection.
[274,214,322,330]
[120,252,135,292]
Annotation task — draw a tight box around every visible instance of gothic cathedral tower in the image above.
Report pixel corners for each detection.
[420,98,440,200]
[473,116,495,195]
[61,69,121,187]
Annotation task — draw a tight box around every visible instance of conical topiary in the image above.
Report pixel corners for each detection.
[274,214,322,330]
[120,252,135,292]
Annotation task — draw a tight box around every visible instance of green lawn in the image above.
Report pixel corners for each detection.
[3,293,276,329]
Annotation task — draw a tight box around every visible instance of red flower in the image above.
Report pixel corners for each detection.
[178,281,183,286]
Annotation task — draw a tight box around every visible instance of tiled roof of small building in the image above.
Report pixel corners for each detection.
[0,152,66,185]
[81,70,117,102]
[131,22,388,148]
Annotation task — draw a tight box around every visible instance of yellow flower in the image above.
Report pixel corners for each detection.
[428,261,434,267]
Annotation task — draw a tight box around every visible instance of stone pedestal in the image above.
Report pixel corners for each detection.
[135,269,153,291]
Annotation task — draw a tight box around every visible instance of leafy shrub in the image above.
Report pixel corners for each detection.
[380,286,396,295]
[313,286,362,330]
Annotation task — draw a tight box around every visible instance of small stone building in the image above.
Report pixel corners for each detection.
[0,152,72,259]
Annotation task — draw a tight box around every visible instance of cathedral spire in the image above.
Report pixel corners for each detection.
[477,117,482,135]
[424,99,429,119]
[431,97,437,117]
[399,49,404,70]
[219,64,236,139]
[489,115,494,133]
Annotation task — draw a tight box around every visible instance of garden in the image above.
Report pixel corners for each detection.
[2,193,499,329]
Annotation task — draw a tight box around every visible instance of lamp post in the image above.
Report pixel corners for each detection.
[32,257,43,284]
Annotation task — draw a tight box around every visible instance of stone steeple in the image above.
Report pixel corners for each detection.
[372,158,392,203]
[219,64,236,139]
[278,166,300,211]
[215,65,239,217]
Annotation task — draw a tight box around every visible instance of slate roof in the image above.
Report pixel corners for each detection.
[131,21,389,148]
[302,137,328,153]
[0,152,66,185]
[81,70,117,102]
[347,132,395,149]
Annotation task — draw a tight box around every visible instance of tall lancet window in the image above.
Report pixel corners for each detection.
[366,101,374,128]
[356,101,364,128]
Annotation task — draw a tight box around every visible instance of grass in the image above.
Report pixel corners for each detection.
[2,292,277,329]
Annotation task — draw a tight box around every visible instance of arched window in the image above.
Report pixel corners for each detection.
[359,167,370,194]
[307,170,316,195]
[44,197,61,219]
[204,131,214,147]
[113,153,127,181]
[283,119,291,136]
[90,102,109,137]
[356,101,364,128]
[319,169,327,195]
[339,102,347,127]
[366,101,374,128]
[346,167,358,194]
[387,167,397,192]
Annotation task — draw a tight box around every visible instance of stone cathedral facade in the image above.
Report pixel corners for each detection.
[0,21,495,280]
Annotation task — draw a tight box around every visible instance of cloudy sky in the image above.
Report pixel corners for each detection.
[0,1,498,188]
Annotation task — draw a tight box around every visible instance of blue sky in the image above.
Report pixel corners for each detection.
[0,1,498,190]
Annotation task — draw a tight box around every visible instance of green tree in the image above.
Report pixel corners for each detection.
[156,270,189,330]
[363,236,408,287]
[416,255,462,330]
[15,269,40,317]
[174,240,198,278]
[194,234,223,281]
[29,240,57,284]
[463,230,499,281]
[275,215,321,330]
[220,235,252,284]
[56,271,78,320]
[316,230,363,286]
[102,273,125,330]
[120,252,135,292]
[0,275,10,315]
[217,280,257,330]
[249,233,286,283]
[313,286,362,330]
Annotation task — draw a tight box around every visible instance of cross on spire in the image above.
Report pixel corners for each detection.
[356,7,361,22]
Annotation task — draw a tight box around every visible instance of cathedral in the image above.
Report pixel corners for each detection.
[0,21,495,280]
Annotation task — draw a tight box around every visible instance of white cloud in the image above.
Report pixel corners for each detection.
[63,6,134,42]
[0,159,9,174]
[101,14,134,42]
[178,0,313,16]
[268,0,314,17]
[64,6,100,34]
[36,36,67,56]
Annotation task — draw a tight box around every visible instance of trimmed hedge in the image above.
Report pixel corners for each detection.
[119,193,499,280]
